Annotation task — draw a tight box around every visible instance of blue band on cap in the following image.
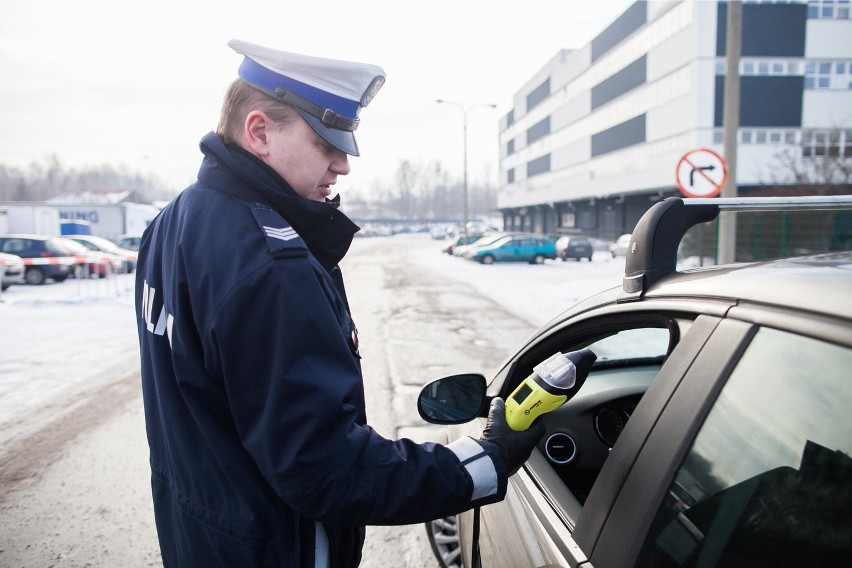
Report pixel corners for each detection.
[238,57,360,121]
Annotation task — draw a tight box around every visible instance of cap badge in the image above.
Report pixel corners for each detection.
[360,76,385,107]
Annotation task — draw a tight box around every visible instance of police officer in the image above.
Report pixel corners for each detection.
[136,39,544,568]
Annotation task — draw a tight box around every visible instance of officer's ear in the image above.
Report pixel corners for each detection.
[244,110,272,158]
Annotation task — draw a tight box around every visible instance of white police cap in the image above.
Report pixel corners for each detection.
[229,39,385,156]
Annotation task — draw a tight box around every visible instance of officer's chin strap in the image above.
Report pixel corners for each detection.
[472,505,483,568]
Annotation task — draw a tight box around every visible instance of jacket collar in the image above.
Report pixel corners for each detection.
[196,132,360,270]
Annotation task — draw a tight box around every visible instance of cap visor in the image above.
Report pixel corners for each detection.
[296,109,359,156]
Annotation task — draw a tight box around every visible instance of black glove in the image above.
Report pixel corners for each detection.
[480,397,546,476]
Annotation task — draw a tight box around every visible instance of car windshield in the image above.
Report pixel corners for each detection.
[81,236,123,253]
[471,234,505,247]
[587,328,670,367]
[55,239,88,254]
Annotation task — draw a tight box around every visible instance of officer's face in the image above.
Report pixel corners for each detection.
[264,116,351,201]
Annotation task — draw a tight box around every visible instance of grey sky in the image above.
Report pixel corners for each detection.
[0,0,634,194]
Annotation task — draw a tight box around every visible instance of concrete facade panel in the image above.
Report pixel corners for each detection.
[802,91,852,127]
[805,20,852,58]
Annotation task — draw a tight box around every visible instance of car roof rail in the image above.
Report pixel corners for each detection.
[619,195,852,303]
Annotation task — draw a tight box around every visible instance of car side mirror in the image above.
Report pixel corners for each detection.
[417,374,488,424]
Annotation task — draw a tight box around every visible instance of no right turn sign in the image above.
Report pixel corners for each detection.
[675,148,728,198]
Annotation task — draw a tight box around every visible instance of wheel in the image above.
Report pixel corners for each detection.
[575,257,581,262]
[25,267,46,285]
[531,254,545,264]
[587,256,593,262]
[426,516,461,568]
[1,283,10,291]
[480,255,495,265]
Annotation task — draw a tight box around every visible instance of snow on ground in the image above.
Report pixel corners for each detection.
[405,235,626,328]
[0,234,627,449]
[0,274,138,447]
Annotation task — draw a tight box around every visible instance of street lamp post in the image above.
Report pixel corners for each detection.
[436,99,497,244]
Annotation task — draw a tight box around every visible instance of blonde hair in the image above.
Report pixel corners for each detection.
[216,79,298,144]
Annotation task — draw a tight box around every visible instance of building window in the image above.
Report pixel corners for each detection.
[526,78,551,113]
[507,168,515,184]
[805,60,852,89]
[808,0,852,19]
[801,128,851,156]
[506,109,515,127]
[526,116,551,145]
[527,154,551,178]
[720,58,803,77]
[737,128,801,146]
[507,138,515,156]
[591,114,646,157]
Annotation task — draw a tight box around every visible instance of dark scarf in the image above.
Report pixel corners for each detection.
[199,132,360,271]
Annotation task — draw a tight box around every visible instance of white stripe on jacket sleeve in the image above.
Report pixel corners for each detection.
[447,436,499,501]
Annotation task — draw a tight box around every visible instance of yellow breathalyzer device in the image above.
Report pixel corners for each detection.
[505,348,597,431]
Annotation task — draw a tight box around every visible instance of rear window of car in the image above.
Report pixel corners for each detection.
[0,239,27,254]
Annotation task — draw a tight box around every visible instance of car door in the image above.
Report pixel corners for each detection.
[451,301,725,567]
[585,316,852,567]
[495,238,519,262]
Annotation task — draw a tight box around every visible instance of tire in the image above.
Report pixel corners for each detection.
[25,267,46,285]
[575,257,581,262]
[426,516,462,568]
[587,256,593,262]
[480,255,495,265]
[531,254,545,264]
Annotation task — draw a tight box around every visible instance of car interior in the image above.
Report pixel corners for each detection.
[498,313,692,508]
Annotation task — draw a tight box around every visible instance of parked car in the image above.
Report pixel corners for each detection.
[442,234,484,255]
[609,233,632,257]
[57,237,120,279]
[555,235,594,262]
[66,234,137,273]
[469,234,557,265]
[0,252,26,290]
[0,235,77,285]
[418,196,852,568]
[455,233,506,258]
[113,233,143,251]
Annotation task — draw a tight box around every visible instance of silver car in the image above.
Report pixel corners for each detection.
[0,252,25,290]
[609,233,632,257]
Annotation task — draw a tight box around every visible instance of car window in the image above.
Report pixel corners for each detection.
[54,239,86,254]
[511,317,680,512]
[86,236,121,252]
[636,327,852,567]
[586,328,670,367]
[72,240,98,251]
[1,239,25,254]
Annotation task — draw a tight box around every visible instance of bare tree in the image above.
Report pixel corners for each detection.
[767,145,851,188]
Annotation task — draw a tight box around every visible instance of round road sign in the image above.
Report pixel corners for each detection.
[675,148,728,198]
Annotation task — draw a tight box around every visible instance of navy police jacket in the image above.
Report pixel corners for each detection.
[136,132,507,567]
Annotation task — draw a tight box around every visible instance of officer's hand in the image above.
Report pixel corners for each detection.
[480,397,546,476]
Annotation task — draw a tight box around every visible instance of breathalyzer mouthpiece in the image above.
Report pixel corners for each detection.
[532,348,596,391]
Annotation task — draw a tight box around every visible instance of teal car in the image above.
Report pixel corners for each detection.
[470,234,557,265]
